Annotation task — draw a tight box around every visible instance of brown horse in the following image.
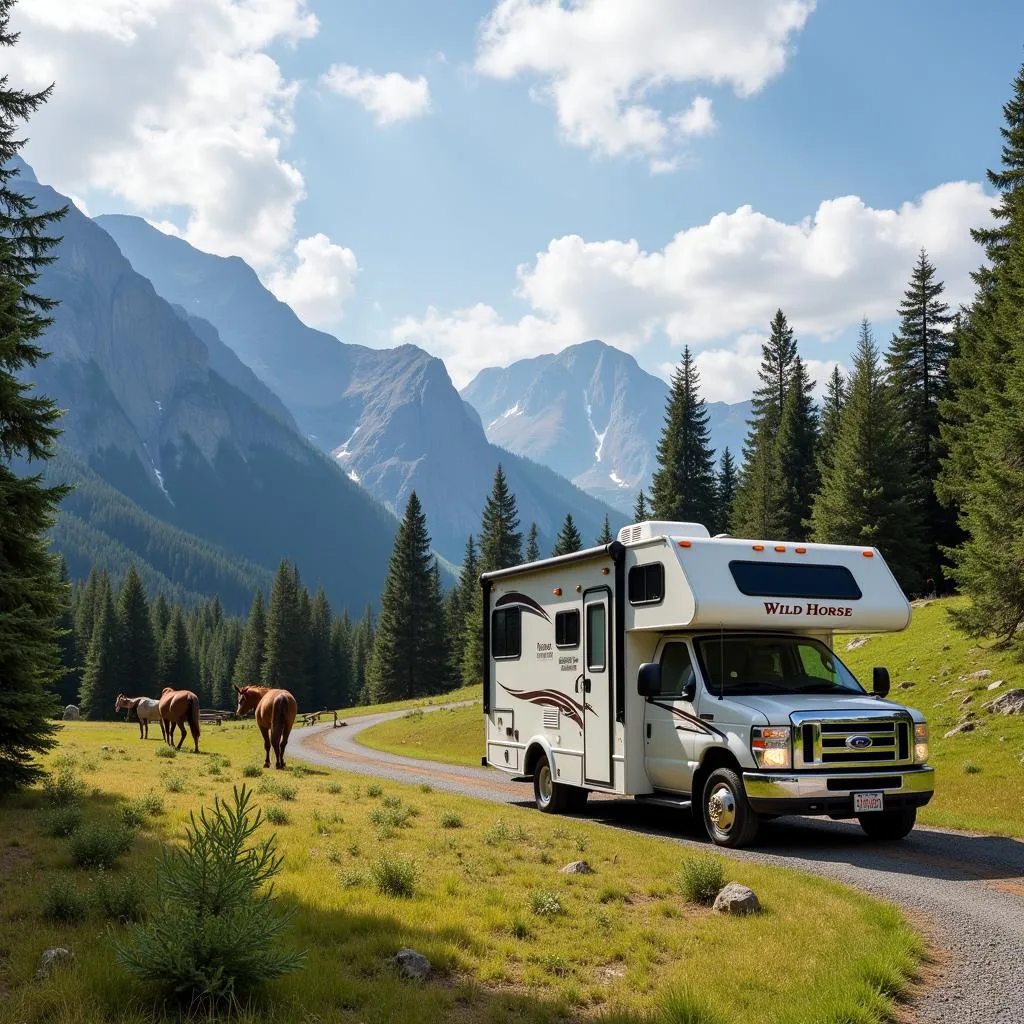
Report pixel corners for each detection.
[158,687,201,752]
[234,686,297,769]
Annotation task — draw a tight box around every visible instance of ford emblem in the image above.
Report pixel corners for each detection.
[846,735,872,749]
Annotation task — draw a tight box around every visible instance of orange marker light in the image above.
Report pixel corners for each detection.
[601,567,610,575]
[552,588,562,596]
[774,545,786,552]
[678,540,691,548]
[753,544,765,552]
[795,546,807,554]
[863,550,874,558]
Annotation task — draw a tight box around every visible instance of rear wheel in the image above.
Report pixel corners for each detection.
[858,806,916,840]
[702,767,760,848]
[533,755,569,814]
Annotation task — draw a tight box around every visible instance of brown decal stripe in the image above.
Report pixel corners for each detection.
[650,701,727,739]
[500,685,588,729]
[495,592,552,622]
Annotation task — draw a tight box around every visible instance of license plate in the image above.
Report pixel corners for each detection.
[853,791,884,813]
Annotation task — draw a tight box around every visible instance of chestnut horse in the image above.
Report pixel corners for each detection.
[158,687,201,752]
[234,686,297,769]
[114,694,162,739]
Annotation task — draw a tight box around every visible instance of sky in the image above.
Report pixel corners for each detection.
[12,0,1024,402]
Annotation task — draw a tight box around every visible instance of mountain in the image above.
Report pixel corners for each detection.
[461,341,753,511]
[97,215,623,557]
[17,161,396,613]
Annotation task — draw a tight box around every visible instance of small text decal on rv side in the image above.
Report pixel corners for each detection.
[763,601,854,618]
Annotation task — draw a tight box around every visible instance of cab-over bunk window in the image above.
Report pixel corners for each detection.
[491,607,521,659]
[728,561,862,600]
[628,562,664,605]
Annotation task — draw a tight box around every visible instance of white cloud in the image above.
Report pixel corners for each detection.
[268,233,359,327]
[475,0,814,169]
[12,0,359,322]
[394,181,994,397]
[322,64,431,125]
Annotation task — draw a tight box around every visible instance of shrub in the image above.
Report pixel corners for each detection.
[265,806,289,826]
[962,761,981,775]
[339,869,364,889]
[41,878,89,923]
[508,915,533,940]
[138,793,165,815]
[529,890,563,917]
[370,855,417,898]
[420,783,432,794]
[382,794,401,809]
[45,805,84,838]
[369,805,414,831]
[155,747,177,760]
[439,811,463,830]
[242,764,263,779]
[69,822,135,869]
[678,856,726,906]
[43,764,87,808]
[484,819,526,846]
[326,782,343,795]
[598,883,629,904]
[163,774,184,794]
[365,783,383,798]
[119,799,154,829]
[259,778,297,802]
[95,871,147,923]
[115,785,305,1004]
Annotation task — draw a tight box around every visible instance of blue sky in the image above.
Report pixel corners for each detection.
[14,0,1024,400]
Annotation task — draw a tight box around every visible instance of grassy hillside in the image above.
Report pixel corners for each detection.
[0,722,920,1024]
[359,704,484,766]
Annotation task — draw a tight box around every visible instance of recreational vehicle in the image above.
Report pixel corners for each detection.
[481,521,934,848]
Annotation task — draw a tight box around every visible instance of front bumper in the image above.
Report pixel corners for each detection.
[742,766,935,817]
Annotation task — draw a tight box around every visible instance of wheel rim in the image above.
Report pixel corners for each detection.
[707,782,736,834]
[537,763,553,806]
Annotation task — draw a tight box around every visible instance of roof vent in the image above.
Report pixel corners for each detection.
[617,521,711,544]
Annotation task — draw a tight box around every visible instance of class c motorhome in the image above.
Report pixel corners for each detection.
[481,521,934,848]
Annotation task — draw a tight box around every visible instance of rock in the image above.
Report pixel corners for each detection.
[35,947,73,980]
[960,696,973,707]
[959,669,992,681]
[944,722,975,739]
[960,711,977,721]
[941,644,951,651]
[950,689,966,697]
[898,681,915,690]
[560,860,595,875]
[393,948,432,981]
[983,689,1024,716]
[987,680,1005,691]
[712,883,761,916]
[62,705,79,721]
[846,637,870,651]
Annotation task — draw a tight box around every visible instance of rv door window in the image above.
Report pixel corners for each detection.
[555,610,580,648]
[658,642,696,698]
[728,560,862,600]
[586,604,606,671]
[491,608,521,659]
[628,562,665,605]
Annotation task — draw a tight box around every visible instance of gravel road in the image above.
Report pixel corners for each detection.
[290,705,1024,1024]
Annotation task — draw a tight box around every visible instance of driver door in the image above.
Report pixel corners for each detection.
[643,641,700,794]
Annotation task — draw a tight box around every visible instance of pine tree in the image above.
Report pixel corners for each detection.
[597,514,613,545]
[478,465,522,573]
[151,592,171,644]
[525,522,540,562]
[817,365,847,480]
[366,492,447,702]
[160,606,196,694]
[232,590,266,688]
[633,489,650,522]
[714,448,738,535]
[809,320,925,593]
[329,612,354,709]
[0,5,70,786]
[552,513,583,556]
[114,565,157,698]
[262,561,307,705]
[650,347,718,527]
[350,605,375,703]
[775,356,820,539]
[73,568,99,672]
[79,581,118,720]
[54,556,78,708]
[461,583,484,688]
[446,535,479,686]
[938,60,1024,640]
[308,588,333,710]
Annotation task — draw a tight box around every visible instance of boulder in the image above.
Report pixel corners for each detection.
[959,669,992,681]
[898,681,915,690]
[560,860,594,875]
[712,883,761,915]
[62,705,79,721]
[944,722,975,739]
[845,637,870,651]
[987,680,1005,691]
[960,696,973,707]
[983,689,1024,716]
[35,947,73,979]
[393,948,432,981]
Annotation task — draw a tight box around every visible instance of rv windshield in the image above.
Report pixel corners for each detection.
[695,635,865,697]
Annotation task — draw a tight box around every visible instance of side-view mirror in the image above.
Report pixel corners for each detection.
[872,666,891,699]
[681,675,697,703]
[637,662,662,698]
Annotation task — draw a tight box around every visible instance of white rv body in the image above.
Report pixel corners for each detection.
[482,522,934,847]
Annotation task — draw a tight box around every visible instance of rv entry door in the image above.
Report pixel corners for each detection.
[582,590,613,786]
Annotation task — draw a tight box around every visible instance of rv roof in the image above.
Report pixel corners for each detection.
[618,521,710,545]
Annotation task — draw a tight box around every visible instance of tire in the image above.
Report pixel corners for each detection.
[857,806,916,841]
[533,755,569,814]
[702,767,760,848]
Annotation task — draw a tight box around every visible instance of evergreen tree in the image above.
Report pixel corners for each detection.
[74,568,100,671]
[461,583,484,688]
[809,321,925,593]
[0,6,69,785]
[366,492,447,702]
[160,606,196,694]
[329,612,354,709]
[597,514,614,545]
[232,590,266,688]
[775,357,820,539]
[79,581,118,720]
[446,535,479,686]
[938,60,1024,640]
[714,448,738,535]
[350,605,375,704]
[632,489,650,522]
[114,565,157,698]
[478,465,522,573]
[552,513,583,556]
[525,522,540,562]
[817,366,847,480]
[308,588,333,710]
[54,556,78,708]
[650,347,718,527]
[262,561,307,705]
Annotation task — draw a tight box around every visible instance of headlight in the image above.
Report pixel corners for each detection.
[914,723,929,763]
[752,726,791,769]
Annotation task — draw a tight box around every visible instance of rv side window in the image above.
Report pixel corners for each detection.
[659,642,697,698]
[586,605,606,671]
[628,562,664,605]
[555,610,580,648]
[491,608,521,659]
[728,560,863,600]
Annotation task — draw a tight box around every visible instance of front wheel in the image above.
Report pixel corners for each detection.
[533,755,569,814]
[702,767,760,848]
[858,806,916,840]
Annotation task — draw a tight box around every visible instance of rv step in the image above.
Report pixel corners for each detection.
[634,793,693,811]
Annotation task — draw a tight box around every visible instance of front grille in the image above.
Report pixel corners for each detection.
[793,712,913,769]
[826,776,901,791]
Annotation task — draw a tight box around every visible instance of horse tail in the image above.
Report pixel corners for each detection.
[189,694,201,742]
[272,694,286,744]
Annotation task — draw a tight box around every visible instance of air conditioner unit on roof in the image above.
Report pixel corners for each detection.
[616,521,711,545]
